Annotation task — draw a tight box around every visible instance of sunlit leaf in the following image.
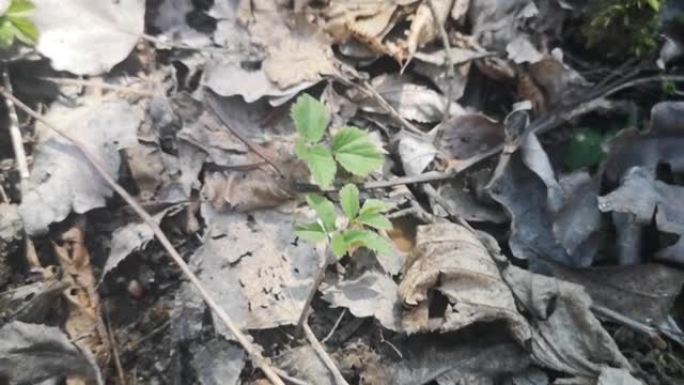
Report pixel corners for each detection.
[339,184,359,219]
[357,212,393,230]
[306,194,336,232]
[297,143,336,189]
[296,223,327,243]
[331,126,384,176]
[291,94,329,143]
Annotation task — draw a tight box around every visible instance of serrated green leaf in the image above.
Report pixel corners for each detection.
[357,212,393,230]
[359,199,394,216]
[331,126,384,176]
[306,194,336,232]
[10,16,36,45]
[6,0,35,16]
[0,19,16,48]
[296,222,327,243]
[339,184,359,219]
[331,232,347,258]
[342,230,392,256]
[298,144,336,189]
[291,94,329,143]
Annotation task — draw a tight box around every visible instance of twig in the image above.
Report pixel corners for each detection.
[361,75,684,190]
[426,0,455,122]
[104,303,127,385]
[333,72,425,136]
[271,369,310,385]
[40,77,155,97]
[0,184,8,202]
[302,323,350,385]
[591,304,661,340]
[2,67,29,180]
[205,95,286,179]
[321,309,346,343]
[296,246,334,332]
[0,88,287,385]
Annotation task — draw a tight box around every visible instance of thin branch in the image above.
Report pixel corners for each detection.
[205,95,286,179]
[39,77,155,97]
[0,88,287,385]
[296,246,333,332]
[321,309,346,343]
[2,67,29,180]
[426,0,455,122]
[361,75,684,190]
[302,323,350,385]
[591,304,660,340]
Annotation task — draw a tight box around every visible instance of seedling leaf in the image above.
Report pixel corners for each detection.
[291,94,329,143]
[306,194,336,232]
[339,184,359,219]
[359,199,394,216]
[331,126,384,176]
[296,223,327,243]
[331,232,347,258]
[297,144,336,189]
[342,230,393,256]
[357,212,393,230]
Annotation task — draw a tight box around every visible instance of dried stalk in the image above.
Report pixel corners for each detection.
[0,88,287,385]
[2,68,29,180]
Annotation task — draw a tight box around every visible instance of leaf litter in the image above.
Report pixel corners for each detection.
[2,0,684,384]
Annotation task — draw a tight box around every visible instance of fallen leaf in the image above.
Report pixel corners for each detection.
[506,35,544,64]
[389,333,530,385]
[31,0,145,75]
[527,57,591,110]
[0,321,103,385]
[333,342,389,385]
[151,0,212,48]
[397,134,438,176]
[502,265,632,378]
[19,100,141,235]
[54,225,110,366]
[598,166,684,264]
[436,113,503,159]
[192,204,320,332]
[190,339,246,385]
[596,367,643,385]
[398,221,530,340]
[433,172,507,223]
[548,263,684,326]
[356,74,464,123]
[276,346,335,385]
[405,0,453,60]
[322,269,402,331]
[0,203,21,287]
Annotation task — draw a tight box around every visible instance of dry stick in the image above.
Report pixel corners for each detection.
[296,246,334,331]
[103,304,127,385]
[2,68,29,180]
[0,89,287,385]
[321,309,347,343]
[426,0,455,122]
[362,75,684,190]
[40,77,155,97]
[302,323,350,385]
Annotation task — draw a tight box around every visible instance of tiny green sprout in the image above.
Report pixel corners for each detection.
[0,0,38,48]
[296,183,393,259]
[291,94,384,189]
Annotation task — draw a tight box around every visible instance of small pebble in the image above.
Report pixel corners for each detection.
[127,279,144,299]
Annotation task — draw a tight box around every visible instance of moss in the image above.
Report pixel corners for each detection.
[582,0,665,58]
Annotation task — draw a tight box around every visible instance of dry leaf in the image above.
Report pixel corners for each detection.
[405,0,454,60]
[190,339,245,385]
[54,225,110,369]
[0,321,103,385]
[436,113,503,159]
[398,221,530,340]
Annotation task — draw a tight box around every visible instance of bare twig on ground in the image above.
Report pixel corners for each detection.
[2,68,29,181]
[426,0,455,122]
[302,323,350,385]
[296,246,334,332]
[591,304,661,340]
[0,88,287,385]
[40,77,155,97]
[322,309,347,343]
[361,75,684,190]
[104,304,127,385]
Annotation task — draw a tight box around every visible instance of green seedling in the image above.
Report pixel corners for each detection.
[291,94,392,258]
[0,0,38,48]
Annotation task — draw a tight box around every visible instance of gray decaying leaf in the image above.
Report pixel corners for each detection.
[436,113,503,159]
[190,339,245,385]
[19,101,141,235]
[0,203,21,287]
[487,152,588,266]
[31,0,145,75]
[412,55,471,100]
[398,221,531,341]
[276,346,335,385]
[357,74,464,123]
[598,166,684,264]
[322,269,403,331]
[502,266,632,378]
[397,135,438,176]
[547,263,684,326]
[596,367,643,385]
[104,205,183,277]
[0,321,103,385]
[389,334,530,385]
[151,0,212,48]
[433,171,507,224]
[468,0,538,53]
[552,172,601,258]
[506,35,544,64]
[508,366,548,385]
[192,204,319,333]
[171,282,205,343]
